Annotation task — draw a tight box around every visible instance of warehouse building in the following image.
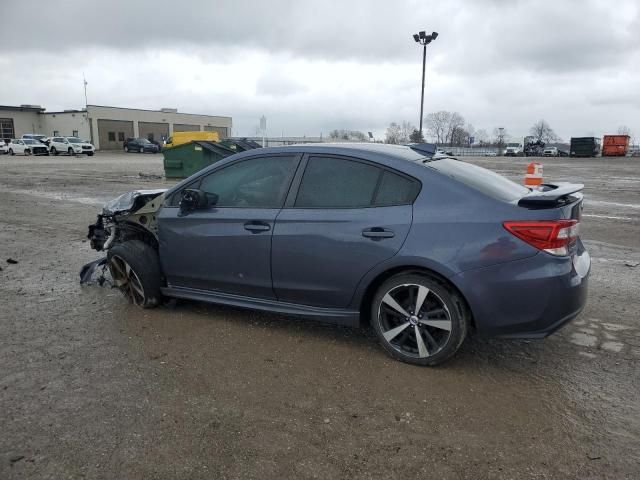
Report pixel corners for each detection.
[0,104,232,150]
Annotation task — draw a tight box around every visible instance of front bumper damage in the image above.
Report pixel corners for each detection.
[80,189,166,285]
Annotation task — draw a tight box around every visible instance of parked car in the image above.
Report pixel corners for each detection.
[8,138,50,155]
[543,146,559,157]
[22,133,49,145]
[484,151,497,157]
[81,144,590,366]
[49,136,95,156]
[124,138,160,153]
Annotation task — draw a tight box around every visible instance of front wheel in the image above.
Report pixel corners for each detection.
[371,274,468,366]
[24,149,31,156]
[107,240,162,308]
[9,149,14,155]
[51,146,58,155]
[68,148,74,156]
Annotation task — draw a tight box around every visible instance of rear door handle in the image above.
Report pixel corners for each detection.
[362,227,395,238]
[244,222,271,233]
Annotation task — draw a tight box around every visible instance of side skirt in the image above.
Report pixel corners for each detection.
[161,286,361,327]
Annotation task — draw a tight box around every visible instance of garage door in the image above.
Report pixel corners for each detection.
[173,124,200,132]
[139,121,169,143]
[98,119,134,150]
[204,126,228,138]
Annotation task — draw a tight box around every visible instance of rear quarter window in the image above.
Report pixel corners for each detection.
[428,158,529,202]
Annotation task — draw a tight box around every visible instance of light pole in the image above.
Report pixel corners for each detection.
[412,31,438,140]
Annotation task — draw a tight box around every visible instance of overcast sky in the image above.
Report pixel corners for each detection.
[1,0,638,142]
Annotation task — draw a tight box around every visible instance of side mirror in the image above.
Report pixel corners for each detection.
[179,188,218,215]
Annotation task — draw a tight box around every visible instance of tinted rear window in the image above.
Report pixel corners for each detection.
[373,170,420,206]
[428,158,529,202]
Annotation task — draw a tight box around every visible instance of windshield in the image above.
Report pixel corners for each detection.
[66,137,82,143]
[139,138,152,144]
[23,139,39,145]
[428,158,529,202]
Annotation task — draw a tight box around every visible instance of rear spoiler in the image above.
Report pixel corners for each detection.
[518,182,584,207]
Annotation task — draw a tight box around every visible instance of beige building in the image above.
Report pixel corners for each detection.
[1,104,232,150]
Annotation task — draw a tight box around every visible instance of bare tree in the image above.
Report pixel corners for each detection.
[424,111,448,144]
[384,122,402,144]
[530,120,560,143]
[399,121,416,143]
[617,125,632,136]
[424,111,466,145]
[475,128,489,145]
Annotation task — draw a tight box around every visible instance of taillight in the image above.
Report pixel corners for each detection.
[503,220,579,256]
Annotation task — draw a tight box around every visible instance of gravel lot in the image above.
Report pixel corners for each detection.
[1,151,639,479]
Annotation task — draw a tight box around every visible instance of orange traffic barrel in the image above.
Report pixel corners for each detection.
[524,162,543,188]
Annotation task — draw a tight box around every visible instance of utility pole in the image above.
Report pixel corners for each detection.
[83,73,92,144]
[412,31,438,140]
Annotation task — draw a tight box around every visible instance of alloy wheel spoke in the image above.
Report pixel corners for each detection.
[111,259,126,278]
[414,325,429,358]
[423,308,445,318]
[383,322,411,342]
[414,286,430,315]
[382,293,410,318]
[418,319,452,331]
[130,279,144,297]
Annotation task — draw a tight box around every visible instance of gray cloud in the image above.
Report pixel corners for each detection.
[1,0,639,141]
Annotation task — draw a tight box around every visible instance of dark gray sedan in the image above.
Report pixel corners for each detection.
[83,143,590,365]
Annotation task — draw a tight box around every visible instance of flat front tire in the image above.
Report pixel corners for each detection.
[371,274,468,366]
[107,240,162,308]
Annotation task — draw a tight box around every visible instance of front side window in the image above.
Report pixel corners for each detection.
[295,157,381,208]
[199,156,298,208]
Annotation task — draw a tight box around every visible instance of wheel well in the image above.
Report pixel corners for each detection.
[359,266,474,330]
[119,221,159,251]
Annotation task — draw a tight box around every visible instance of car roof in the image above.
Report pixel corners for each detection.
[231,142,428,163]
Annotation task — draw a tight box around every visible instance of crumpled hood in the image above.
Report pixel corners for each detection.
[103,189,166,215]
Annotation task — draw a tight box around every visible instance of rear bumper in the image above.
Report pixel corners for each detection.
[452,246,590,338]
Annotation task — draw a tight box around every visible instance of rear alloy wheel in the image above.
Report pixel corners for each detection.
[124,145,129,152]
[139,146,144,153]
[372,274,468,366]
[24,149,31,156]
[107,240,162,308]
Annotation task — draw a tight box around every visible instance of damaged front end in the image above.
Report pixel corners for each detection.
[80,189,166,284]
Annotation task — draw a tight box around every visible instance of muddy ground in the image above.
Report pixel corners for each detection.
[1,151,638,479]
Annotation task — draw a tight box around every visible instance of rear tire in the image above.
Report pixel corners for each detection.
[371,273,468,366]
[107,240,162,308]
[51,146,58,155]
[68,147,74,156]
[9,149,14,155]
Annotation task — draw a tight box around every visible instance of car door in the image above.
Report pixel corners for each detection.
[271,155,420,308]
[16,140,25,154]
[158,154,301,299]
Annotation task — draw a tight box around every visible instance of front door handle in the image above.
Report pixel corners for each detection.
[244,222,271,233]
[362,227,395,239]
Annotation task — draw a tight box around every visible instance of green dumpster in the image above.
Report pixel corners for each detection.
[163,141,236,179]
